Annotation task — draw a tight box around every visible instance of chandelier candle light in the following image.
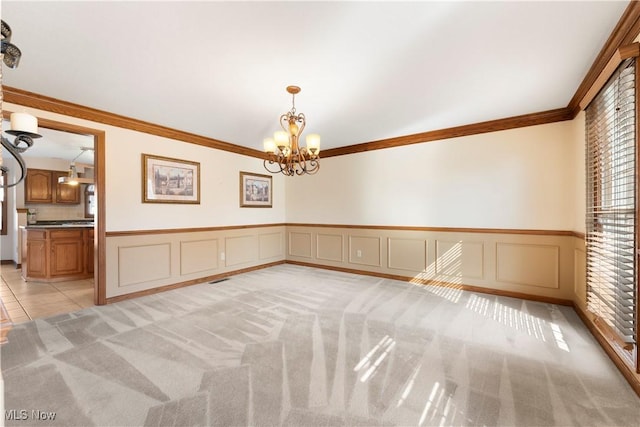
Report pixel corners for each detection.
[263,86,320,176]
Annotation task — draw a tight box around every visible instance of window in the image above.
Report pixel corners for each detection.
[586,57,638,369]
[1,170,6,236]
[84,184,95,218]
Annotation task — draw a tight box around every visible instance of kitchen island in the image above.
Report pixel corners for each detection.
[21,222,94,282]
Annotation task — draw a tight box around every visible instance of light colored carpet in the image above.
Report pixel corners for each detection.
[1,264,639,426]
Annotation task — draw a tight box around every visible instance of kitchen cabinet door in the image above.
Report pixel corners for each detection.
[24,230,48,279]
[25,169,53,204]
[50,238,84,277]
[54,171,80,204]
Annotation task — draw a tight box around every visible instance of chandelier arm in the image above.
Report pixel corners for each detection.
[280,113,290,133]
[308,162,320,174]
[297,113,306,138]
[0,135,28,188]
[263,158,284,174]
[298,148,309,167]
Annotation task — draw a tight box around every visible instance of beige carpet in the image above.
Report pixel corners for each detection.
[2,264,639,426]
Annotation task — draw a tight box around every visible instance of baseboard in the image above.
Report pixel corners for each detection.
[0,260,15,266]
[105,260,286,304]
[573,303,640,398]
[285,260,573,306]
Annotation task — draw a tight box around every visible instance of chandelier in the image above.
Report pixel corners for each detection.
[1,20,43,187]
[263,86,320,176]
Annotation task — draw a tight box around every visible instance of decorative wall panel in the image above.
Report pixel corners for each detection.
[388,238,427,272]
[289,232,312,258]
[496,243,559,289]
[118,243,171,287]
[317,233,343,262]
[435,240,484,279]
[349,235,381,267]
[180,239,219,275]
[259,232,283,260]
[225,235,258,267]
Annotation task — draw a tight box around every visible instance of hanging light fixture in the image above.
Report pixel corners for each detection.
[1,20,42,188]
[263,86,320,176]
[58,147,95,185]
[1,20,21,69]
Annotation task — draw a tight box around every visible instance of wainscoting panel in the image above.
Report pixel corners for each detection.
[289,232,313,258]
[349,236,381,267]
[317,233,344,262]
[105,225,286,299]
[259,232,283,260]
[435,240,484,280]
[573,237,587,305]
[226,235,258,267]
[180,239,219,275]
[118,243,171,287]
[284,224,576,302]
[106,224,576,303]
[496,243,559,289]
[388,238,426,272]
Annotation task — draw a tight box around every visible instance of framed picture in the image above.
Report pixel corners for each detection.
[240,171,272,208]
[142,154,200,204]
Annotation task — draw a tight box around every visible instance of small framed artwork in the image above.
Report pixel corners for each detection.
[142,154,200,204]
[240,171,272,208]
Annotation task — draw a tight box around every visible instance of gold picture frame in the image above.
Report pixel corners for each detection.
[142,154,200,204]
[240,171,272,208]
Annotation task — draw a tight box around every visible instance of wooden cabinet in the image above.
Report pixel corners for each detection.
[25,169,80,204]
[25,169,53,204]
[86,229,94,275]
[49,230,85,278]
[23,229,47,279]
[53,171,80,204]
[22,227,93,282]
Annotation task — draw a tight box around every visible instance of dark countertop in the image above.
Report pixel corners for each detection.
[23,221,94,229]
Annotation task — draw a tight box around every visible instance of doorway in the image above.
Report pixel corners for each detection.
[1,113,105,323]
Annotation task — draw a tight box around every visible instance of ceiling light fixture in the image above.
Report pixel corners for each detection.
[1,20,21,69]
[1,20,42,188]
[263,86,320,176]
[58,147,95,185]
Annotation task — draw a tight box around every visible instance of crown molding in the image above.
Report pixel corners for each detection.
[568,0,640,116]
[2,86,267,160]
[320,108,573,158]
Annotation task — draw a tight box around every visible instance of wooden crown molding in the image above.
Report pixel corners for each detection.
[3,3,640,159]
[569,1,640,116]
[320,108,573,158]
[578,43,640,111]
[2,86,268,160]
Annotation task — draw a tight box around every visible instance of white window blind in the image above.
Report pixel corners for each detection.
[586,58,637,349]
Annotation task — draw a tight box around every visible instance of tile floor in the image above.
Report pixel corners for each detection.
[0,264,94,324]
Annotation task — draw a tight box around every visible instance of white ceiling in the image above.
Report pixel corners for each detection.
[0,1,631,154]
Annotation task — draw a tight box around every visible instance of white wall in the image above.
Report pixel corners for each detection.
[286,120,577,230]
[105,127,285,231]
[3,102,286,233]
